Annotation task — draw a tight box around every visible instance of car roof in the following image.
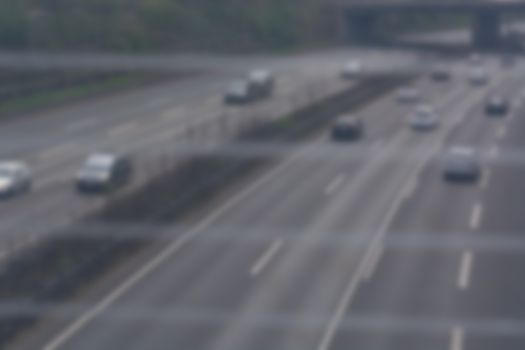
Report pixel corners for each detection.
[249,70,271,81]
[85,153,118,168]
[336,115,361,124]
[448,147,475,157]
[0,161,27,171]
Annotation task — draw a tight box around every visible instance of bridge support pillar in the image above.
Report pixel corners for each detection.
[344,11,379,44]
[472,12,502,49]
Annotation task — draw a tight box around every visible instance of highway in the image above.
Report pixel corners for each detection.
[6,52,525,350]
[0,48,423,258]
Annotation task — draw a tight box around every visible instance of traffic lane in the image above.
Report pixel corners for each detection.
[441,79,525,348]
[442,71,524,151]
[15,54,484,348]
[0,58,490,279]
[0,68,327,160]
[27,64,496,348]
[26,71,352,181]
[43,132,416,350]
[0,71,351,214]
[1,46,424,159]
[478,94,525,236]
[239,74,496,350]
[327,251,461,350]
[18,69,448,348]
[0,72,232,149]
[26,135,396,350]
[178,71,492,350]
[0,71,356,257]
[0,61,425,239]
[325,65,525,349]
[380,75,521,232]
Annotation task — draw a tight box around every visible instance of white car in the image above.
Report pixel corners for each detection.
[248,69,274,98]
[468,67,489,86]
[341,60,363,79]
[396,88,421,103]
[443,147,481,181]
[0,162,31,198]
[410,105,439,131]
[224,80,254,105]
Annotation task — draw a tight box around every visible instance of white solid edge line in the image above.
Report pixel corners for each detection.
[250,239,284,277]
[402,177,419,201]
[361,244,384,282]
[457,251,474,291]
[450,326,464,350]
[324,174,346,196]
[43,146,307,350]
[469,203,483,230]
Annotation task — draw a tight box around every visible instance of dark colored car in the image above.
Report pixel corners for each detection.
[443,147,481,182]
[485,96,509,116]
[430,66,451,81]
[331,116,364,141]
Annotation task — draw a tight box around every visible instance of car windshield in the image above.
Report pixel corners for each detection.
[230,82,248,94]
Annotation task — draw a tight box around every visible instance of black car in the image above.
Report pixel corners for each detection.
[485,97,509,116]
[331,116,364,141]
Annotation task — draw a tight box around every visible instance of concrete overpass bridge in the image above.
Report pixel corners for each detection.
[332,0,525,49]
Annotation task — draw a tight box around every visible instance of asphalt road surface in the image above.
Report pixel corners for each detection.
[6,53,525,350]
[0,48,424,259]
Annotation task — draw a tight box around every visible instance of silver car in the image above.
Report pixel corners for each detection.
[0,161,32,198]
[410,105,439,131]
[468,67,488,86]
[341,60,363,79]
[443,147,481,181]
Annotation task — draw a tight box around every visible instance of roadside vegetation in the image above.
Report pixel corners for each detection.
[0,69,185,118]
[0,0,333,52]
[0,0,492,53]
